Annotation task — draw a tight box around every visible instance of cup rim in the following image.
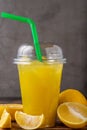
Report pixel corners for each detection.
[13,57,66,64]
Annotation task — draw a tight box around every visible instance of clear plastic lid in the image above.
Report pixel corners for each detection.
[13,43,66,64]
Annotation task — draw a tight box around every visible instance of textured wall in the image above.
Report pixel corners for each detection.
[0,0,87,98]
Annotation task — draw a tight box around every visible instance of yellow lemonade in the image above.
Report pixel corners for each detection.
[18,60,63,127]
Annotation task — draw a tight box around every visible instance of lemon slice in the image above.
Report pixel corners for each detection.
[57,102,87,128]
[0,104,23,120]
[59,89,87,105]
[0,109,11,128]
[15,111,44,129]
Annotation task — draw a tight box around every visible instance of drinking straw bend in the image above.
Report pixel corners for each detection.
[1,12,42,61]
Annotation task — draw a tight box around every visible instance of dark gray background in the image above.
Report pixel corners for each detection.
[0,0,87,98]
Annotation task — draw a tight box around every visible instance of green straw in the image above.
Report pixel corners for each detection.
[1,12,42,61]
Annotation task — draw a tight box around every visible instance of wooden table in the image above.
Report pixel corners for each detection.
[0,98,87,130]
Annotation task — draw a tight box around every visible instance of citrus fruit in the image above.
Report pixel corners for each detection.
[57,102,87,128]
[0,109,11,128]
[0,104,23,120]
[15,111,44,129]
[59,89,87,105]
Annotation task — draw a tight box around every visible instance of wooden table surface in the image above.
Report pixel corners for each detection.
[0,98,87,130]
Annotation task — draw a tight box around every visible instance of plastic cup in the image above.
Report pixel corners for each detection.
[14,43,66,127]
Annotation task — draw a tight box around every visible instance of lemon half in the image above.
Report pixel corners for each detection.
[57,102,87,128]
[59,89,87,105]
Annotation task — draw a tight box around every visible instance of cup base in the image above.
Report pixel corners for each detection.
[40,123,55,128]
